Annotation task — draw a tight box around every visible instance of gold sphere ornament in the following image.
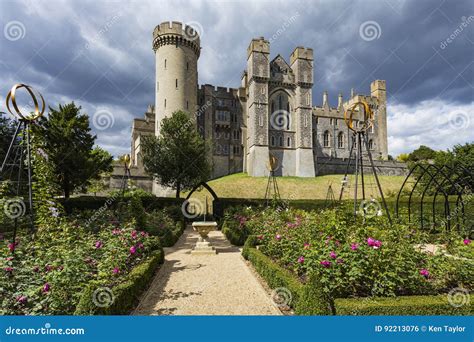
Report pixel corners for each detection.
[6,83,45,121]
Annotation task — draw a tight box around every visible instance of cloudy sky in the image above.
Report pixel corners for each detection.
[0,0,472,157]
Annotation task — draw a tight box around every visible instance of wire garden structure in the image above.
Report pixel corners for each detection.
[338,100,392,223]
[120,154,132,195]
[264,153,283,207]
[1,84,45,248]
[395,162,473,233]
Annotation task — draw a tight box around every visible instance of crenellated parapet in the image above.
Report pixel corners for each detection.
[152,21,201,57]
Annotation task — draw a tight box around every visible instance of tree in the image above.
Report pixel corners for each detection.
[141,110,211,198]
[396,153,409,162]
[32,103,113,198]
[0,112,17,163]
[408,145,437,162]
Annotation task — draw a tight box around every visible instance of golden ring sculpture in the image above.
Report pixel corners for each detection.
[343,100,374,133]
[123,154,132,168]
[6,83,45,121]
[267,153,279,172]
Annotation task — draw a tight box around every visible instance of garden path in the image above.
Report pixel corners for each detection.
[133,226,281,315]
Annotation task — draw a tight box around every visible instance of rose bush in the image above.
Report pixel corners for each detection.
[230,205,473,300]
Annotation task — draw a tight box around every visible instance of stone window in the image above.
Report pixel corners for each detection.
[330,118,333,126]
[287,137,291,147]
[186,101,189,110]
[304,114,308,128]
[271,101,275,113]
[323,131,330,147]
[164,99,166,108]
[271,136,275,146]
[216,110,230,121]
[164,59,167,69]
[176,79,178,89]
[369,124,374,133]
[279,136,283,146]
[259,114,264,127]
[368,139,374,150]
[335,119,338,126]
[186,62,189,70]
[338,132,344,149]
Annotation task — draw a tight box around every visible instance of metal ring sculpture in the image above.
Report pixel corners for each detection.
[6,83,45,121]
[343,101,374,133]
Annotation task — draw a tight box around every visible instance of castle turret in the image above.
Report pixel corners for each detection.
[152,21,200,135]
[246,37,270,177]
[290,46,315,177]
[370,80,388,159]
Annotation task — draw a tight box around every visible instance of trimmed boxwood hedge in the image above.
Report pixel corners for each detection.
[74,248,164,315]
[222,221,249,246]
[158,221,186,247]
[243,235,473,315]
[336,295,473,315]
[61,196,184,214]
[243,236,330,315]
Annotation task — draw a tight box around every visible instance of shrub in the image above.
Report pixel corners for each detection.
[335,295,473,315]
[74,249,164,315]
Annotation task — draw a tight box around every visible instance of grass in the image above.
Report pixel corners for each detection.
[183,173,409,201]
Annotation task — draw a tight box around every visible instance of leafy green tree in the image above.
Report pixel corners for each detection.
[141,110,211,198]
[408,145,437,162]
[0,112,17,164]
[32,103,113,198]
[396,153,409,162]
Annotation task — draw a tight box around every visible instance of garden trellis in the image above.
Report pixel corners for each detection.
[395,162,474,232]
[0,84,45,249]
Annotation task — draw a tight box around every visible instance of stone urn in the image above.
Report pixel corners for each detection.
[191,221,218,255]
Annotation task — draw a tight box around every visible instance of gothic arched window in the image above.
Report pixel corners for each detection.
[287,137,291,147]
[338,132,344,148]
[279,136,283,146]
[323,131,330,147]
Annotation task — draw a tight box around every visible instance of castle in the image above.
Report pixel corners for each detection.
[121,21,404,195]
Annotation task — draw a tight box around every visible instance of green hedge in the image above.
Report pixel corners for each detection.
[158,221,186,247]
[336,295,473,315]
[222,221,249,246]
[243,237,472,315]
[74,248,164,315]
[242,236,329,315]
[61,196,183,214]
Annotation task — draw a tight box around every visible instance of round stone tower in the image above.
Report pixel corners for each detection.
[152,21,200,135]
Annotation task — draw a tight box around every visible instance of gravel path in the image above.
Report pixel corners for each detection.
[133,226,281,315]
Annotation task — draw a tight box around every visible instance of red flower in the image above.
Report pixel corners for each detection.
[129,246,137,254]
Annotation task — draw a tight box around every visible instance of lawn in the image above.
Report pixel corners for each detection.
[184,173,409,201]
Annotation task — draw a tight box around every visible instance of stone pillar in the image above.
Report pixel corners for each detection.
[371,80,388,159]
[246,37,270,177]
[290,47,315,177]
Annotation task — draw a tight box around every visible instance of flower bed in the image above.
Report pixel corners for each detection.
[234,205,473,314]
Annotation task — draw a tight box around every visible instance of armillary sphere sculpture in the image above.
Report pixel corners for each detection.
[120,154,132,195]
[338,100,392,223]
[1,84,46,249]
[264,153,283,206]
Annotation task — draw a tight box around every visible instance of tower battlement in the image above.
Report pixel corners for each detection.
[152,21,201,56]
[290,47,313,64]
[247,37,270,57]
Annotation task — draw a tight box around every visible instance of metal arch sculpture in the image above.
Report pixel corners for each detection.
[395,162,473,231]
[184,181,223,221]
